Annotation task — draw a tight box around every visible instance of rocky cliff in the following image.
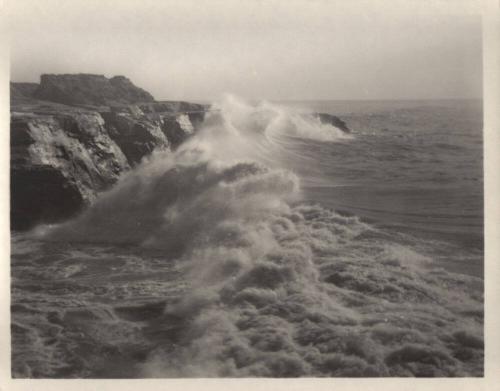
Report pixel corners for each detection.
[11,107,130,230]
[10,74,206,230]
[10,82,39,100]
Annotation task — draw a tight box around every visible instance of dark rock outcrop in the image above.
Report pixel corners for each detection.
[138,101,206,114]
[101,110,169,165]
[159,115,193,149]
[11,109,130,230]
[34,74,155,106]
[316,113,350,133]
[10,92,205,230]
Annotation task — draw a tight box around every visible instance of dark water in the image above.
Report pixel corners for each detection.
[11,98,484,378]
[281,99,483,276]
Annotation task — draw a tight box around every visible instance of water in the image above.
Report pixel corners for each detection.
[281,99,483,277]
[11,97,484,378]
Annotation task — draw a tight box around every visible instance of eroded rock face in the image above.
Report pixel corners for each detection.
[131,102,206,150]
[10,99,205,230]
[99,104,207,164]
[159,115,192,149]
[34,74,155,106]
[101,110,170,165]
[11,110,130,230]
[10,74,209,230]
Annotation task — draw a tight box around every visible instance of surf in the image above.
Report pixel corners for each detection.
[21,96,483,378]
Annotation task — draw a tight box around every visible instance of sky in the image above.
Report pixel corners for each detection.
[8,0,483,101]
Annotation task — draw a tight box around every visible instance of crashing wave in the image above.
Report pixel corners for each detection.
[30,96,483,377]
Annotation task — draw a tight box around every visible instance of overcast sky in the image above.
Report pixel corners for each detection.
[8,0,482,101]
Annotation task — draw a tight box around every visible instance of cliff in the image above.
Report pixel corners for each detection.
[11,107,130,230]
[33,74,155,106]
[11,103,204,230]
[10,74,206,230]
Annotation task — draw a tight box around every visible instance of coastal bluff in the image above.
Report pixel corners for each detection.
[10,74,206,230]
[32,73,154,106]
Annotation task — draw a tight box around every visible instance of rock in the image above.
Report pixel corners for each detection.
[34,74,155,106]
[100,104,205,163]
[10,74,209,230]
[186,111,206,128]
[100,110,169,165]
[11,165,85,231]
[108,75,154,102]
[159,114,193,149]
[316,113,350,133]
[137,101,206,114]
[11,109,130,230]
[10,103,204,230]
[133,102,206,149]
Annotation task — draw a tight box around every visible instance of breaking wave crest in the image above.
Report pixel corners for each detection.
[38,95,348,246]
[33,96,483,377]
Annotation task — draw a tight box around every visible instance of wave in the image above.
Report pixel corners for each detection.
[31,96,483,377]
[35,95,348,246]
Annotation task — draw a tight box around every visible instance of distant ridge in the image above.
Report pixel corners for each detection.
[29,73,155,106]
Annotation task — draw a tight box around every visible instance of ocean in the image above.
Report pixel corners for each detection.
[11,97,484,377]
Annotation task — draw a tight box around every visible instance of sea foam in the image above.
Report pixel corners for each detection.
[30,96,483,377]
